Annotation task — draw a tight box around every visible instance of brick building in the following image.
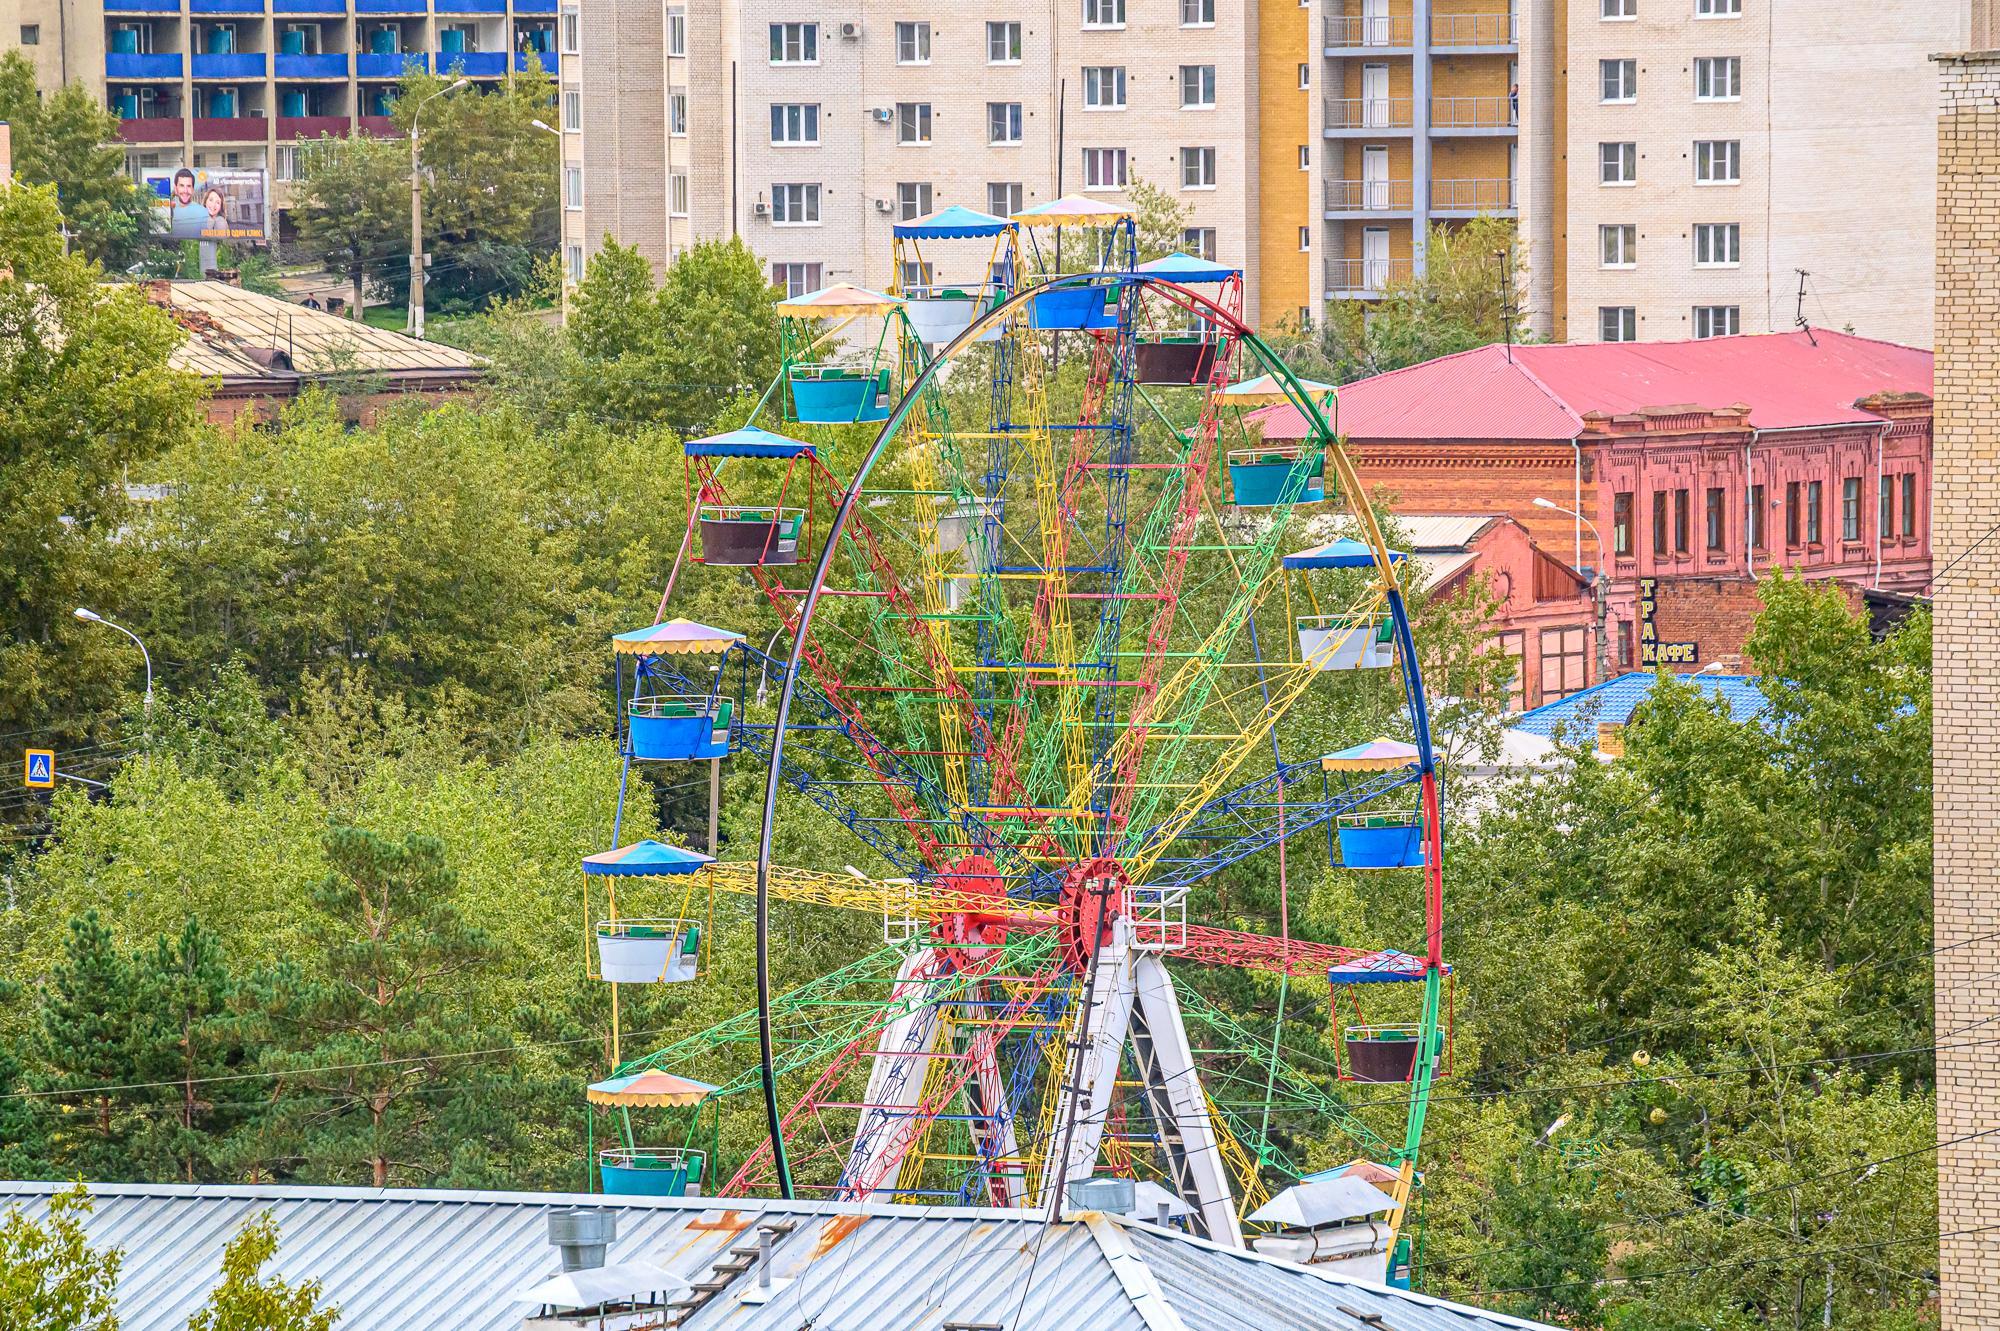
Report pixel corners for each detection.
[1255,330,1933,675]
[1933,39,2000,1331]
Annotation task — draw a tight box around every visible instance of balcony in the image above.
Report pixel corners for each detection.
[116,116,185,143]
[273,0,345,9]
[1325,178,1414,217]
[1430,95,1516,134]
[1430,12,1517,50]
[193,51,267,78]
[279,113,352,139]
[106,52,183,79]
[1326,257,1414,299]
[356,114,399,135]
[1325,96,1415,134]
[514,48,557,73]
[435,0,506,11]
[1325,13,1413,52]
[1430,177,1516,216]
[192,0,266,12]
[276,51,348,77]
[192,115,268,141]
[357,50,426,76]
[354,0,424,11]
[514,0,557,11]
[437,50,506,76]
[104,0,179,10]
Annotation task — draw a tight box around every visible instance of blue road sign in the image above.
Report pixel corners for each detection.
[23,749,54,790]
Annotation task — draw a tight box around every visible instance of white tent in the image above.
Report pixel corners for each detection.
[1247,1176,1396,1229]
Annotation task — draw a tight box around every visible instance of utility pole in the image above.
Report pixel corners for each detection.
[530,119,567,324]
[1533,496,1612,685]
[407,78,467,340]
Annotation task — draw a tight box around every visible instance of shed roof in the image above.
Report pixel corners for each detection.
[140,280,482,385]
[0,1182,1566,1331]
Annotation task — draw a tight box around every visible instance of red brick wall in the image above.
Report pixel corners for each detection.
[1350,442,1587,558]
[1645,577,1764,674]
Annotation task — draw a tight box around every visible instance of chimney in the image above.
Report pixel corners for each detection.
[142,278,174,307]
[546,1208,617,1272]
[1065,1176,1136,1214]
[1596,722,1626,757]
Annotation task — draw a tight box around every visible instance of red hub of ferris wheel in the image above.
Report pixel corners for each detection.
[931,853,1010,975]
[1058,857,1129,973]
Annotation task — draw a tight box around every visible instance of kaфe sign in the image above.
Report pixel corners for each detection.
[1637,578,1698,666]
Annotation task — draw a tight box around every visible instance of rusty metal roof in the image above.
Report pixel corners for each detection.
[134,280,482,385]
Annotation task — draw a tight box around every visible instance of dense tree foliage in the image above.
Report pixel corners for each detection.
[0,53,155,267]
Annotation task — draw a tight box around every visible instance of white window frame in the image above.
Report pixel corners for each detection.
[565,244,584,284]
[896,181,932,220]
[1600,58,1637,103]
[1083,66,1126,111]
[561,89,582,131]
[1183,226,1217,260]
[1599,140,1636,185]
[1297,225,1310,251]
[894,21,930,65]
[1695,0,1741,16]
[768,22,816,65]
[1298,143,1310,171]
[896,102,932,146]
[987,101,1023,145]
[1179,64,1216,110]
[988,181,1023,216]
[1599,306,1637,342]
[986,20,1021,64]
[772,262,822,298]
[1601,0,1636,15]
[275,144,299,181]
[1600,224,1637,268]
[559,7,579,54]
[1179,0,1215,28]
[563,165,583,210]
[669,171,689,217]
[770,102,819,146]
[1693,221,1741,267]
[771,183,820,225]
[1082,0,1125,31]
[1297,62,1309,90]
[1082,147,1127,191]
[1694,138,1740,184]
[667,6,685,56]
[1694,56,1741,101]
[1693,304,1739,338]
[1180,146,1217,190]
[669,91,687,137]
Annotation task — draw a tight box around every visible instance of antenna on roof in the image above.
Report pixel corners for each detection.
[1494,249,1516,363]
[1794,269,1817,347]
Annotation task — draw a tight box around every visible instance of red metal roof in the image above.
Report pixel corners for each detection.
[1254,331,1933,443]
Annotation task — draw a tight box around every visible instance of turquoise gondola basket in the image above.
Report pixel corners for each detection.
[598,1147,703,1197]
[627,696,731,761]
[1337,812,1425,869]
[789,365,891,423]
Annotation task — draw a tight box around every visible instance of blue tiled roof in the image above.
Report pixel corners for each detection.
[1511,671,1768,740]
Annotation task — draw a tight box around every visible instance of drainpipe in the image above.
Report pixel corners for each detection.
[1570,437,1583,572]
[1745,434,1755,579]
[1873,419,1889,589]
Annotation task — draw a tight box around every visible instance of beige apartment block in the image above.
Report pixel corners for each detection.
[1559,0,1967,348]
[572,0,1266,320]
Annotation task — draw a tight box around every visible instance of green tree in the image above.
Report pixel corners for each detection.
[254,826,527,1187]
[131,919,262,1183]
[186,1213,340,1331]
[31,915,148,1180]
[287,132,407,320]
[1124,174,1193,263]
[0,1187,121,1331]
[0,53,155,266]
[0,180,202,770]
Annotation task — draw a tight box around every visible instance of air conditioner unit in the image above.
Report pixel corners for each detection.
[752,200,769,216]
[871,107,893,123]
[873,198,892,212]
[839,21,862,38]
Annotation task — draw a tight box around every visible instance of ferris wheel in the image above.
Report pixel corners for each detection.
[577,196,1453,1284]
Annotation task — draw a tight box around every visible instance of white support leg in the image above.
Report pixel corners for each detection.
[1036,923,1138,1212]
[840,949,947,1197]
[963,1034,1024,1207]
[1130,953,1243,1248]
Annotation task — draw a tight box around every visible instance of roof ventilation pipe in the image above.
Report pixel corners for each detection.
[547,1208,617,1272]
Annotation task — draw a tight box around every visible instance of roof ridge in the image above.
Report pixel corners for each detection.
[1500,347,1587,433]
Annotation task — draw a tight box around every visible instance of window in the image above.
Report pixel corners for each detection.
[19,23,38,43]
[1652,491,1669,556]
[1607,492,1631,555]
[987,20,1021,63]
[1298,63,1310,90]
[1750,483,1766,550]
[771,103,819,145]
[771,262,822,298]
[565,244,584,284]
[1084,147,1127,189]
[1785,481,1801,546]
[560,6,579,54]
[987,102,1023,145]
[897,182,932,219]
[896,102,932,145]
[1180,0,1215,25]
[1600,224,1636,267]
[1541,627,1589,702]
[1695,138,1740,184]
[667,7,685,55]
[1694,222,1740,267]
[562,90,582,131]
[1298,144,1311,170]
[1600,306,1637,342]
[564,166,583,210]
[900,259,934,292]
[1601,58,1637,102]
[1084,66,1126,110]
[669,92,687,136]
[1693,305,1739,338]
[275,145,299,181]
[1837,476,1860,542]
[1183,226,1217,260]
[1499,632,1526,711]
[1601,0,1636,16]
[769,22,816,64]
[1180,147,1217,189]
[1694,56,1741,100]
[1180,64,1216,109]
[1902,474,1917,539]
[1600,141,1637,185]
[1806,479,1823,544]
[1673,488,1689,554]
[1706,487,1725,551]
[988,181,1023,216]
[1878,474,1893,541]
[1696,0,1741,15]
[668,172,688,216]
[771,182,820,224]
[1083,0,1125,28]
[894,21,930,64]
[1298,225,1311,250]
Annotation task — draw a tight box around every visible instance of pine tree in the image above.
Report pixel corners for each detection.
[186,1213,340,1331]
[0,985,50,1178]
[254,826,525,1187]
[129,919,260,1183]
[32,915,147,1180]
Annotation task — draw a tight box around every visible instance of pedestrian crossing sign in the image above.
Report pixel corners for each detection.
[23,749,54,790]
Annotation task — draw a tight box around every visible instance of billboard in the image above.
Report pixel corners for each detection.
[143,167,269,243]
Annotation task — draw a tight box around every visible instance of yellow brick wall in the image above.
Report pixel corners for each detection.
[1258,0,1313,329]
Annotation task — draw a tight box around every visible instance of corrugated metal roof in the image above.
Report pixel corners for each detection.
[0,1183,1560,1331]
[1393,514,1501,552]
[1510,671,1769,739]
[140,280,481,383]
[1256,331,1931,443]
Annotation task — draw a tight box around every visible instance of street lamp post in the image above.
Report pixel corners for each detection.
[74,608,154,753]
[1533,496,1611,686]
[407,78,470,341]
[529,118,567,325]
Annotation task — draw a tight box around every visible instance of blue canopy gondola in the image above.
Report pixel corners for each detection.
[684,426,817,459]
[1282,538,1407,570]
[582,840,716,876]
[1327,949,1434,985]
[892,204,1012,239]
[1133,251,1243,285]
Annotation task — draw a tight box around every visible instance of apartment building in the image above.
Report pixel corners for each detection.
[569,1,1266,318]
[3,0,559,228]
[1547,0,1968,347]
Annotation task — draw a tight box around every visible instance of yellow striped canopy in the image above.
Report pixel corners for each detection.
[1010,195,1137,228]
[775,283,905,317]
[586,1069,717,1107]
[612,619,746,656]
[1223,373,1337,406]
[1321,737,1420,772]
